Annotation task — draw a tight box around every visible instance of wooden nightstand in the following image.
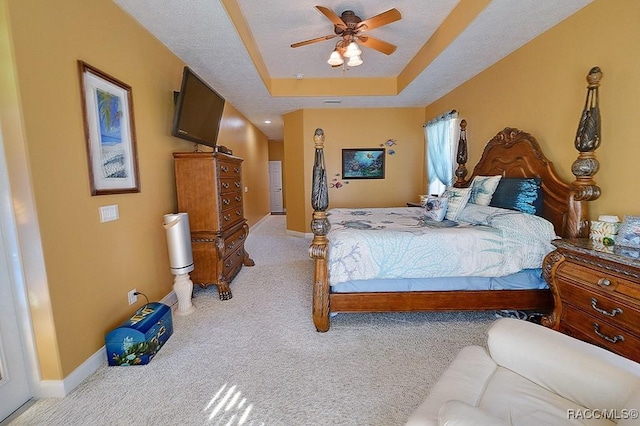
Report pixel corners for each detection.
[542,239,640,362]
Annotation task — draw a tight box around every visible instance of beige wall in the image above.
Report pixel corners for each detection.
[216,102,270,225]
[283,109,306,232]
[283,107,426,233]
[425,0,640,220]
[3,0,269,380]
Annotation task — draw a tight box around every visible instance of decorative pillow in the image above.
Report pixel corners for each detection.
[442,187,472,221]
[489,178,544,215]
[423,196,449,222]
[469,175,502,206]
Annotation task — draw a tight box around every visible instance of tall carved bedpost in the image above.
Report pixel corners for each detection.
[566,67,602,238]
[453,119,468,187]
[309,128,331,332]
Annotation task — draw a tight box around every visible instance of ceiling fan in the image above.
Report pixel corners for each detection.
[291,6,401,67]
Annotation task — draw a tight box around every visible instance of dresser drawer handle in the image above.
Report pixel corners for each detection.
[236,210,242,216]
[239,234,245,240]
[597,278,611,286]
[225,260,232,268]
[235,182,241,188]
[223,198,230,205]
[222,182,230,189]
[228,241,235,250]
[237,249,244,256]
[221,165,229,172]
[234,167,240,173]
[235,196,242,202]
[591,298,623,317]
[223,214,231,221]
[593,323,624,344]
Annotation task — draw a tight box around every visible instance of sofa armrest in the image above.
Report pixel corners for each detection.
[487,318,640,410]
[438,400,509,426]
[405,346,497,426]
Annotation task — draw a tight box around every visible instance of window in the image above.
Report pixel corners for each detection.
[424,111,460,195]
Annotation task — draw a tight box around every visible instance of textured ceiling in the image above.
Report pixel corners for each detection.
[113,0,592,141]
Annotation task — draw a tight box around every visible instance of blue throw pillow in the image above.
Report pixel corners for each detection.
[489,178,544,215]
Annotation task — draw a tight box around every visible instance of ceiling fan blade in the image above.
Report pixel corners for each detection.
[291,34,338,49]
[357,35,397,55]
[315,5,347,29]
[356,8,401,32]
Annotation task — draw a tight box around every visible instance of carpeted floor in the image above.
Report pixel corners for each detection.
[9,215,501,426]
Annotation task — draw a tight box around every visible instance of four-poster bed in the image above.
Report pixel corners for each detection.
[309,123,598,332]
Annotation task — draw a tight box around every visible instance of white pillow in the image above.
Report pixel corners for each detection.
[423,195,448,222]
[442,187,472,221]
[469,175,502,206]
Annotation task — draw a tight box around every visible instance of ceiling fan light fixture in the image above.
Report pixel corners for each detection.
[347,54,363,67]
[292,6,400,70]
[327,49,344,66]
[344,41,362,58]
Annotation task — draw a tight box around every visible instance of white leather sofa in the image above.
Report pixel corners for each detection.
[406,318,640,426]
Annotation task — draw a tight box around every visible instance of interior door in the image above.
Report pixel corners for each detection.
[0,132,31,421]
[269,161,283,213]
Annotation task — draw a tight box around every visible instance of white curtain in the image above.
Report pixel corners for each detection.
[425,111,460,196]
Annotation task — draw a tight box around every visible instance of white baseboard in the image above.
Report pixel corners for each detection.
[286,229,313,238]
[31,290,178,398]
[32,343,107,398]
[249,213,271,233]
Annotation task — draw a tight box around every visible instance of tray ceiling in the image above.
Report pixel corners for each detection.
[113,0,592,141]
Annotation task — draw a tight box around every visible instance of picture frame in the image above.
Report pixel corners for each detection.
[616,215,640,248]
[341,148,385,179]
[78,61,140,195]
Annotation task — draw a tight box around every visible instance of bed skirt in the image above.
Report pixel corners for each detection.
[331,268,546,293]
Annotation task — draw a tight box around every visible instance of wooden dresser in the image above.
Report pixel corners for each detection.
[542,239,640,362]
[173,152,254,300]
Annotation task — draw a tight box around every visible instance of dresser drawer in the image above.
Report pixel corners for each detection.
[219,177,242,194]
[556,261,640,298]
[224,225,247,255]
[561,305,640,361]
[223,245,245,277]
[557,279,640,335]
[220,192,243,211]
[217,160,242,178]
[221,206,244,229]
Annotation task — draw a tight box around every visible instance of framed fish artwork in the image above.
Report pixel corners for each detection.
[341,148,385,179]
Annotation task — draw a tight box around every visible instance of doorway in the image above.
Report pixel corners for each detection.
[269,161,284,214]
[0,133,31,421]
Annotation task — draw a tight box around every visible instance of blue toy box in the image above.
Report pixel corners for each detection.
[105,302,173,366]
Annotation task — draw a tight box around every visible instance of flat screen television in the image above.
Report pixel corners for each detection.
[172,67,225,148]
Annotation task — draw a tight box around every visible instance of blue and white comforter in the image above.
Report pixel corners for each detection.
[326,204,556,286]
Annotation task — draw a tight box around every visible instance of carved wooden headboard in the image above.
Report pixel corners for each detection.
[455,128,572,237]
[453,68,602,238]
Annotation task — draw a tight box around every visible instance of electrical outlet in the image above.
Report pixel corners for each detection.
[128,289,137,305]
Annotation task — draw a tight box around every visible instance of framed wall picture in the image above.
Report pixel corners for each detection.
[78,61,140,195]
[341,148,385,179]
